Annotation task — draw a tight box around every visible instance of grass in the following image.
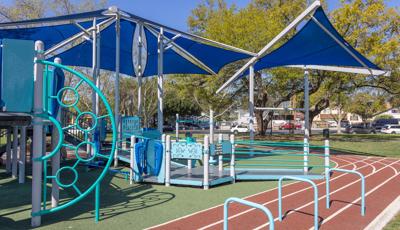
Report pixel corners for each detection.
[0,133,399,229]
[384,214,400,230]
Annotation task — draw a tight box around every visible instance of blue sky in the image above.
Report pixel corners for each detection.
[3,0,399,31]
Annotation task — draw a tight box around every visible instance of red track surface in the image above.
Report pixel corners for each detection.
[148,155,400,230]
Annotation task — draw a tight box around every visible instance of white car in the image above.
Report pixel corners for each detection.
[230,124,249,134]
[381,124,400,134]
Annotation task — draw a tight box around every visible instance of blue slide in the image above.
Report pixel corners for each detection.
[135,139,163,176]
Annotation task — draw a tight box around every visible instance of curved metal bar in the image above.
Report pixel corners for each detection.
[34,115,64,161]
[32,60,117,219]
[278,176,319,229]
[224,197,274,230]
[326,168,365,216]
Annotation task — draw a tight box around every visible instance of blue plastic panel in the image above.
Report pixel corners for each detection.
[1,39,35,112]
[171,142,203,160]
[122,116,141,134]
[222,141,232,154]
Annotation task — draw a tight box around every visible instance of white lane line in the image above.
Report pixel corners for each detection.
[315,170,400,229]
[145,158,342,230]
[198,157,376,230]
[253,159,399,230]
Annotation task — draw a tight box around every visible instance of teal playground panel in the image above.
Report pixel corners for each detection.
[1,39,35,112]
[32,60,117,223]
[165,137,234,189]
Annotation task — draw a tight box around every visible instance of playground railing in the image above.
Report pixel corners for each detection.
[224,138,331,178]
[326,168,365,216]
[224,197,274,230]
[278,176,319,230]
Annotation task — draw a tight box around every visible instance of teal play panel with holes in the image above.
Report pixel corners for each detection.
[32,60,117,222]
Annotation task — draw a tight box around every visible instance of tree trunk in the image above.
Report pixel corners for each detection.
[337,107,342,134]
[255,110,265,136]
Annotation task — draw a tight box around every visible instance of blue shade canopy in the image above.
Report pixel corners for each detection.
[0,21,94,50]
[0,8,253,77]
[254,7,380,71]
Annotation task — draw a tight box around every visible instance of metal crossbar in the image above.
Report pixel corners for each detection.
[278,176,319,229]
[326,168,365,216]
[224,197,274,230]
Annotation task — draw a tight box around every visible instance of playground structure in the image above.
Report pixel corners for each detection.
[0,0,391,228]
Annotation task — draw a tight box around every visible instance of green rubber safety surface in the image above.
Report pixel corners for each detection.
[0,165,282,230]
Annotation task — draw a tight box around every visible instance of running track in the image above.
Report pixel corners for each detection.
[147,155,400,230]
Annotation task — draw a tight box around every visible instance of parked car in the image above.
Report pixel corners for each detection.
[327,121,337,127]
[373,118,399,131]
[380,124,400,134]
[279,122,302,130]
[230,124,249,134]
[163,125,174,132]
[180,123,200,130]
[340,120,350,128]
[344,123,376,134]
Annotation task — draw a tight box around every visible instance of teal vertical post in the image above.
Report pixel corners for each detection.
[95,184,100,222]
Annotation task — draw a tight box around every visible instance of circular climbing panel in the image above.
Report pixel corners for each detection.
[33,60,116,216]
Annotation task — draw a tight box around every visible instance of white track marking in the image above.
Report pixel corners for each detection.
[314,169,400,229]
[146,156,342,229]
[253,159,399,230]
[198,157,377,230]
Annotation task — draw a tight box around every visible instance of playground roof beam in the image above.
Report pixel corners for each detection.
[146,25,217,75]
[120,15,256,57]
[43,16,115,57]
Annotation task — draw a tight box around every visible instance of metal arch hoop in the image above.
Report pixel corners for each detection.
[32,60,117,217]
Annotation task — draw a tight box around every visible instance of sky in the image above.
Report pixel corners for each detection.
[2,0,399,31]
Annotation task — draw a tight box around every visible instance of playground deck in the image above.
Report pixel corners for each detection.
[147,154,400,230]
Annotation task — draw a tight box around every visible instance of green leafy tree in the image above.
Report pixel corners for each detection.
[347,92,386,122]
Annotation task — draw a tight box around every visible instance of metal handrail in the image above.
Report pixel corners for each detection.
[326,168,365,216]
[278,176,319,229]
[224,197,274,230]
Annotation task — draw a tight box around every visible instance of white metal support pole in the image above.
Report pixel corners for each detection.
[137,23,143,116]
[19,126,26,183]
[157,27,164,134]
[175,114,179,141]
[209,109,215,164]
[51,57,62,207]
[203,135,209,190]
[130,135,136,185]
[91,18,98,117]
[324,138,330,177]
[95,24,101,116]
[249,65,255,141]
[304,69,310,172]
[114,13,121,167]
[32,40,44,227]
[210,109,214,144]
[218,133,223,173]
[12,126,18,178]
[6,127,11,173]
[230,134,235,181]
[165,135,171,186]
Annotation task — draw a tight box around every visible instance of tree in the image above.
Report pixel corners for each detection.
[329,92,350,133]
[347,92,386,122]
[186,0,399,136]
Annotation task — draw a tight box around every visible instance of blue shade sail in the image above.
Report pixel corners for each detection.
[0,9,252,77]
[254,7,380,72]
